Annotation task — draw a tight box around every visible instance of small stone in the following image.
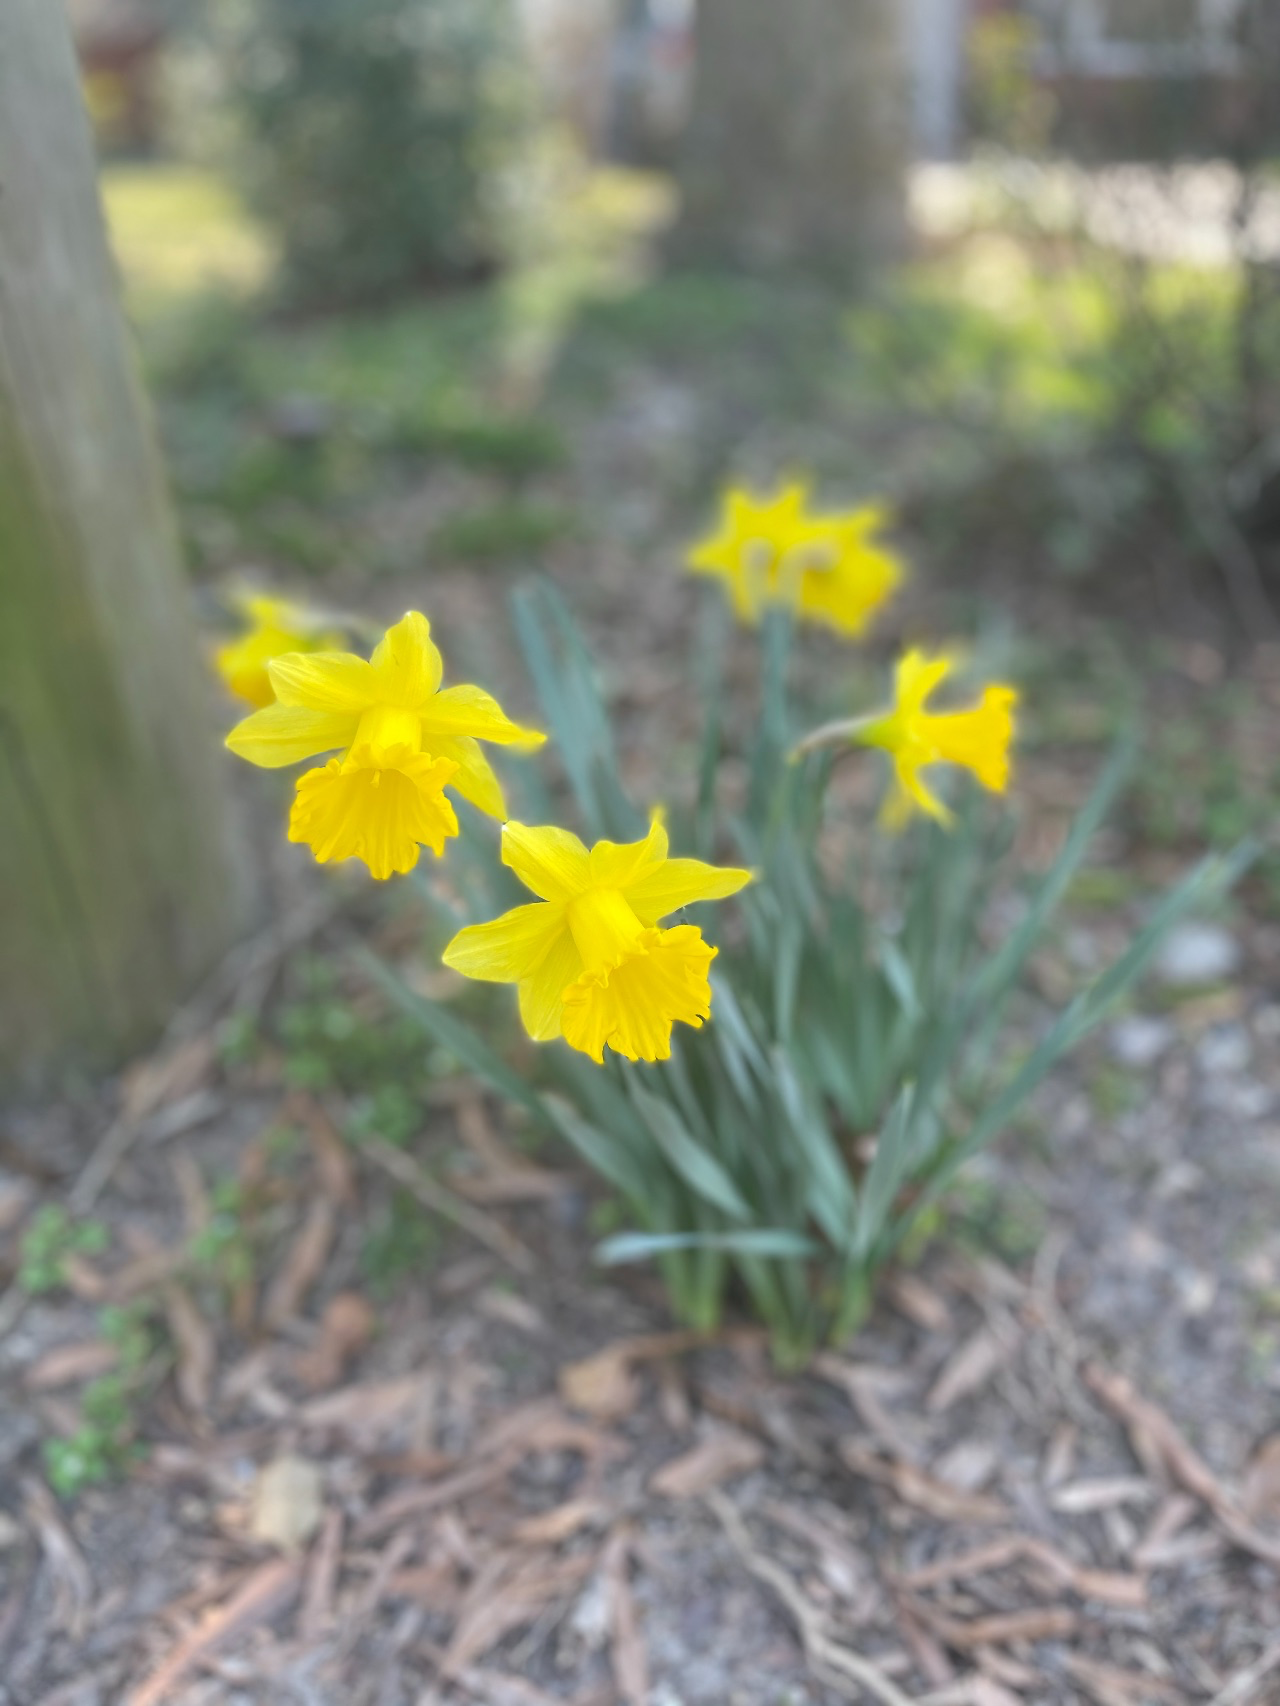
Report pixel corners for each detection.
[248,1455,323,1553]
[1196,1023,1252,1076]
[1154,922,1240,989]
[1110,1015,1174,1068]
[1154,1160,1204,1201]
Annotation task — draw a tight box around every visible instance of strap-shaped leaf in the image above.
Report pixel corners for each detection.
[542,1093,657,1204]
[630,1081,752,1221]
[851,1083,916,1261]
[597,1227,820,1265]
[773,1050,856,1249]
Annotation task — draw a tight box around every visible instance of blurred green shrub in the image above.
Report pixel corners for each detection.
[215,0,526,308]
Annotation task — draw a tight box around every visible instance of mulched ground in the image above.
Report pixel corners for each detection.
[5,313,1280,1705]
[3,856,1280,1705]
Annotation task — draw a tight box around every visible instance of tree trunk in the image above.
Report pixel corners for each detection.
[672,0,909,279]
[0,0,246,1092]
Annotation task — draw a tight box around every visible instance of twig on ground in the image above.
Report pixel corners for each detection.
[359,1135,536,1276]
[1084,1362,1280,1567]
[602,1526,649,1706]
[125,1555,302,1706]
[706,1490,920,1706]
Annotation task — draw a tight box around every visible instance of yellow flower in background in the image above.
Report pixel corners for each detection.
[442,815,752,1064]
[226,611,545,879]
[858,650,1018,826]
[215,592,346,709]
[686,481,903,639]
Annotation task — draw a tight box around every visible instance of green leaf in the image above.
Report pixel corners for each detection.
[973,732,1136,1009]
[597,1228,819,1264]
[851,1084,916,1260]
[541,1094,657,1203]
[630,1081,752,1221]
[511,581,641,841]
[773,1051,856,1249]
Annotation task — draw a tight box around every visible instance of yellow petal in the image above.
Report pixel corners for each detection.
[420,683,546,749]
[215,630,280,708]
[426,734,508,819]
[793,527,904,640]
[370,612,443,709]
[893,753,952,825]
[586,811,669,891]
[268,651,378,713]
[289,745,459,879]
[626,857,753,925]
[226,704,359,768]
[518,927,585,1042]
[895,650,954,717]
[560,924,715,1064]
[442,901,568,983]
[502,822,591,901]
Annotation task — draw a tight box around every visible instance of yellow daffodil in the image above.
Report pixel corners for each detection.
[861,650,1017,825]
[226,611,545,879]
[215,591,345,709]
[442,815,752,1064]
[793,650,1017,826]
[687,481,903,640]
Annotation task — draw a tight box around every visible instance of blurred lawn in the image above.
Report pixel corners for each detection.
[102,166,275,314]
[97,161,1280,894]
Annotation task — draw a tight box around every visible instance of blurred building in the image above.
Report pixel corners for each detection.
[68,0,165,154]
[1003,0,1268,156]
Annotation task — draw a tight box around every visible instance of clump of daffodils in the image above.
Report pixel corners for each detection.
[217,482,1241,1360]
[687,481,903,640]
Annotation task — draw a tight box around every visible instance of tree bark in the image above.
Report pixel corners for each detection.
[672,0,909,280]
[0,0,246,1092]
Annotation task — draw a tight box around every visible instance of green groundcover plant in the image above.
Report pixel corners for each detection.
[220,485,1252,1364]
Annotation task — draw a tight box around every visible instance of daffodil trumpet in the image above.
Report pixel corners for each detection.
[225,610,545,879]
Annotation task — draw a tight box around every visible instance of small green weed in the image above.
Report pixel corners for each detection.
[188,1178,255,1296]
[19,1207,108,1295]
[950,1168,1048,1266]
[43,1303,160,1498]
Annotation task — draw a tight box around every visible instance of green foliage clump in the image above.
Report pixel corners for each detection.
[18,1207,108,1295]
[44,1306,158,1498]
[217,0,526,308]
[370,585,1251,1365]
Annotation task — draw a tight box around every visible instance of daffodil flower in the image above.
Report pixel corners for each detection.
[794,650,1017,826]
[226,611,545,879]
[215,591,346,709]
[442,815,752,1064]
[687,481,903,640]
